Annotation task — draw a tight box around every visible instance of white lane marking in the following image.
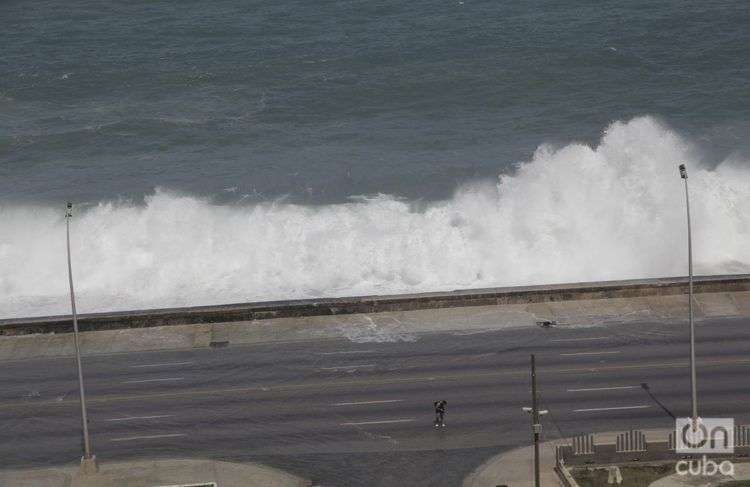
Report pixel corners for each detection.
[574,405,651,412]
[319,350,376,355]
[320,364,376,370]
[567,386,640,392]
[551,337,610,342]
[130,362,194,368]
[340,418,415,426]
[110,433,187,442]
[105,414,174,422]
[560,351,622,356]
[122,377,185,384]
[333,399,404,407]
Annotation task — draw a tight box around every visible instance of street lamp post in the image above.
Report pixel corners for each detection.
[65,203,98,473]
[678,164,698,430]
[522,354,548,487]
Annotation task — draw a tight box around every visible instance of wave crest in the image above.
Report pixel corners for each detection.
[2,116,750,318]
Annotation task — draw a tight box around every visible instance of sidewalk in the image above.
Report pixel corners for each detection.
[462,430,673,487]
[0,459,311,487]
[462,440,564,487]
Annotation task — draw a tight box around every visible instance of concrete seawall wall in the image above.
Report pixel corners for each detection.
[2,274,750,336]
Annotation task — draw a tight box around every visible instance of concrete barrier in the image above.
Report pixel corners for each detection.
[2,274,749,336]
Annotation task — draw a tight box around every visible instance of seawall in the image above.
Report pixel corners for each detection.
[2,274,750,336]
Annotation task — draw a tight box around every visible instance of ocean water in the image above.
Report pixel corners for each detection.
[2,0,750,318]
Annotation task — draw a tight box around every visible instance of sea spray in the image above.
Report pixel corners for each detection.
[2,117,750,318]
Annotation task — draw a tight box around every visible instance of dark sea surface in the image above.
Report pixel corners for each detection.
[3,0,749,204]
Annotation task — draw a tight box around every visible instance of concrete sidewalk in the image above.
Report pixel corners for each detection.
[0,459,311,487]
[462,439,564,487]
[463,430,673,487]
[4,290,750,362]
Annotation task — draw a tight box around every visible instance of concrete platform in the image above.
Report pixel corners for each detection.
[2,290,750,361]
[0,459,311,487]
[4,275,749,336]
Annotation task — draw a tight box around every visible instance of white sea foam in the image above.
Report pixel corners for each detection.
[337,316,418,343]
[2,116,750,318]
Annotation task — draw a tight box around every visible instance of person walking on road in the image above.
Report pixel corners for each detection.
[434,400,447,427]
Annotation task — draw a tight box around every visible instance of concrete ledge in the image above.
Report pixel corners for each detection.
[2,274,749,336]
[0,324,214,360]
[3,290,749,361]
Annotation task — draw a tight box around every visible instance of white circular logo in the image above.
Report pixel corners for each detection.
[682,422,708,448]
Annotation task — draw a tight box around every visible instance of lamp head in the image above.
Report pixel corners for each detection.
[679,164,688,179]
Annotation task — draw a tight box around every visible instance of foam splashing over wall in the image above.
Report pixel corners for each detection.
[2,117,749,318]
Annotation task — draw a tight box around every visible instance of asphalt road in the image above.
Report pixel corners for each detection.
[1,316,750,486]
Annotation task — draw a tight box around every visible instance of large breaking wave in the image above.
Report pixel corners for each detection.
[2,116,750,318]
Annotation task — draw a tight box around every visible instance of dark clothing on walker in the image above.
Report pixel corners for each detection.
[434,400,447,426]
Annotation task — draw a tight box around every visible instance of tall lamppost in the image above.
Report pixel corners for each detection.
[522,355,548,487]
[678,165,698,430]
[65,203,98,473]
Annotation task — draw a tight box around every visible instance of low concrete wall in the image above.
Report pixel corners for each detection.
[2,274,749,336]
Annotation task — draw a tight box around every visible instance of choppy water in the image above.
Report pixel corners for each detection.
[2,0,750,318]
